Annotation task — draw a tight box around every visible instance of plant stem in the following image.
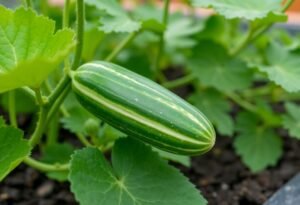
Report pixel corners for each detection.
[105,32,138,62]
[226,92,259,114]
[230,27,254,56]
[63,0,71,28]
[29,106,48,147]
[25,0,32,8]
[77,133,92,147]
[34,88,45,106]
[283,0,294,12]
[24,157,69,172]
[152,0,170,80]
[225,92,281,127]
[46,113,59,146]
[162,74,196,89]
[71,0,84,71]
[47,84,71,124]
[48,0,84,107]
[230,0,294,56]
[21,87,36,100]
[8,91,17,127]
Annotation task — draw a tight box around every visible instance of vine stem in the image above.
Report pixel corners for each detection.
[105,32,138,62]
[283,0,294,12]
[25,0,32,8]
[162,74,196,89]
[8,91,17,127]
[230,26,254,56]
[28,0,84,148]
[63,0,71,28]
[48,0,84,106]
[152,0,171,80]
[230,0,294,56]
[24,157,69,172]
[28,106,48,147]
[225,92,282,127]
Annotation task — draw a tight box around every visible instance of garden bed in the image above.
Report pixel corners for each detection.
[1,134,300,205]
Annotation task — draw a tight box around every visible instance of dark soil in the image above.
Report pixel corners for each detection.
[1,133,300,205]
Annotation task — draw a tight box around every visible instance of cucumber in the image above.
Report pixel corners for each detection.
[71,61,215,155]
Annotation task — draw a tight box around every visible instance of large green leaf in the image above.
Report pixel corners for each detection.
[0,126,30,181]
[189,41,253,91]
[165,13,203,49]
[234,112,282,172]
[85,0,141,33]
[0,89,37,113]
[189,89,234,136]
[69,138,206,205]
[191,0,286,21]
[283,102,300,139]
[258,42,300,92]
[0,6,75,93]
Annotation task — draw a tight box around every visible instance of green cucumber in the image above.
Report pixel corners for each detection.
[71,61,215,155]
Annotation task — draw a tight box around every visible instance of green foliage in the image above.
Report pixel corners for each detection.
[0,6,75,93]
[165,13,203,49]
[258,42,300,92]
[234,112,282,172]
[192,0,286,21]
[85,0,141,33]
[69,138,206,205]
[283,103,300,139]
[1,0,300,203]
[0,124,30,181]
[0,89,37,113]
[0,116,5,127]
[189,41,253,91]
[189,89,234,136]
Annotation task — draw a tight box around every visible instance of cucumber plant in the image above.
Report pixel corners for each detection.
[0,0,299,204]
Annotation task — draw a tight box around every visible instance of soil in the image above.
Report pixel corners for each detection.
[1,69,300,205]
[1,135,300,205]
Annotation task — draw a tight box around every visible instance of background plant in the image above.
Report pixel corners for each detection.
[0,0,299,204]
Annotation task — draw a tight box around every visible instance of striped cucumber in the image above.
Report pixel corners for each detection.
[71,61,215,155]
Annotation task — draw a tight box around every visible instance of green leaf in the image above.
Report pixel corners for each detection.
[165,13,203,49]
[100,15,141,33]
[154,148,191,167]
[234,112,282,172]
[0,6,75,93]
[41,143,74,181]
[82,24,105,61]
[196,15,232,47]
[142,19,165,34]
[0,126,30,181]
[191,0,286,21]
[85,0,141,33]
[283,102,300,139]
[61,106,99,135]
[97,124,125,145]
[189,41,253,91]
[189,89,234,136]
[69,138,206,205]
[0,89,37,113]
[258,42,300,92]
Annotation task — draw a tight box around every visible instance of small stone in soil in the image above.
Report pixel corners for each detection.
[264,173,300,205]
